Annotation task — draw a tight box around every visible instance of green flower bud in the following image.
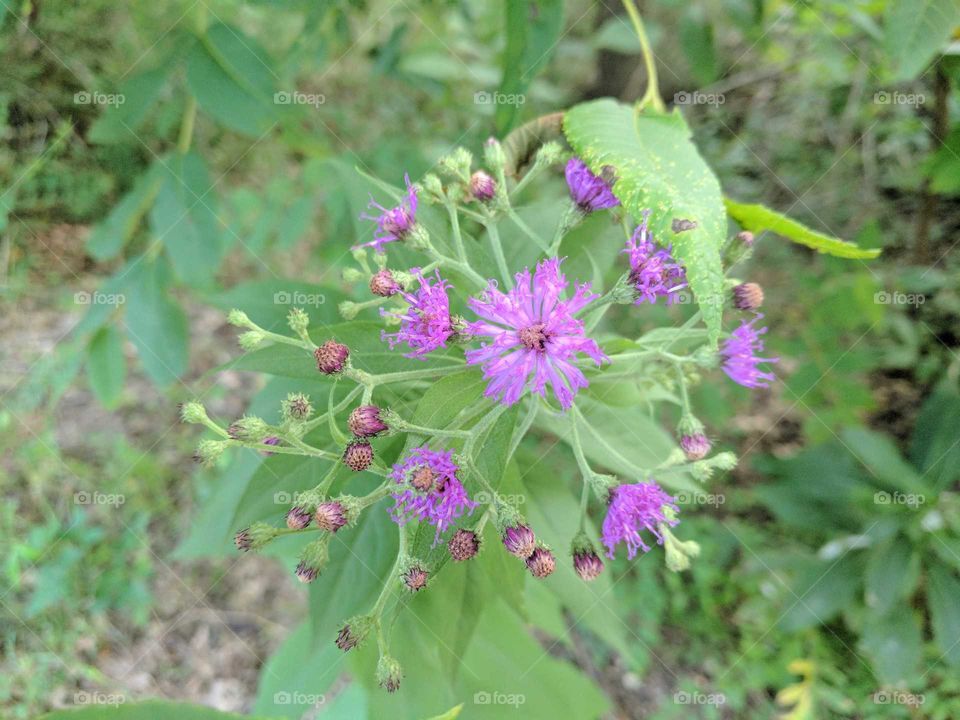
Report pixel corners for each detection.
[194,439,228,467]
[377,654,403,693]
[535,141,564,167]
[227,309,252,328]
[484,137,507,172]
[235,521,280,552]
[281,393,313,422]
[338,301,360,320]
[296,536,330,583]
[335,614,375,652]
[287,307,310,335]
[227,416,270,442]
[661,524,701,573]
[239,330,265,351]
[180,401,209,424]
[342,267,365,282]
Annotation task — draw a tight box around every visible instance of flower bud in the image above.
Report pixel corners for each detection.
[535,141,564,166]
[573,549,604,582]
[286,505,312,530]
[342,440,374,472]
[421,173,445,200]
[193,439,228,467]
[680,433,712,461]
[342,267,365,282]
[661,524,700,573]
[296,537,329,582]
[179,401,208,424]
[526,546,556,578]
[315,501,349,532]
[369,269,401,297]
[282,393,313,422]
[484,136,507,172]
[502,524,536,559]
[377,655,403,693]
[227,309,252,327]
[227,416,270,442]
[239,330,265,350]
[335,615,374,652]
[315,340,349,374]
[234,522,279,552]
[287,307,310,335]
[448,528,480,561]
[470,170,497,202]
[338,301,360,320]
[736,230,755,247]
[348,405,388,438]
[401,563,429,592]
[733,282,764,311]
[440,147,473,180]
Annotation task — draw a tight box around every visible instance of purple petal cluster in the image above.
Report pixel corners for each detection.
[601,481,678,560]
[381,270,454,359]
[565,158,619,213]
[623,211,687,305]
[388,446,477,543]
[357,174,419,253]
[721,314,778,388]
[465,258,607,411]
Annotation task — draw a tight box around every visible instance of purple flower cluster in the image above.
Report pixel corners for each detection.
[381,269,455,359]
[601,481,678,560]
[465,258,607,410]
[388,445,477,543]
[721,314,778,388]
[565,158,619,213]
[357,174,419,253]
[623,211,687,305]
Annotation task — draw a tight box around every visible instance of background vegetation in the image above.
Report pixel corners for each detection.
[2,0,959,718]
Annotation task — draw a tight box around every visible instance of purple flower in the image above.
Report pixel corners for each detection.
[623,211,687,305]
[356,174,419,253]
[466,258,607,410]
[565,158,619,213]
[388,446,477,543]
[381,269,455,359]
[721,314,778,388]
[601,481,678,560]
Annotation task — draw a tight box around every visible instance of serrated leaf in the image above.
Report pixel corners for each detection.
[564,99,726,344]
[724,198,881,259]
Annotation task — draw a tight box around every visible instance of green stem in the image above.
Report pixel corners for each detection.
[577,476,591,533]
[445,200,468,263]
[397,419,471,439]
[486,222,512,289]
[507,208,549,251]
[621,0,664,112]
[176,96,197,154]
[302,385,362,432]
[231,439,338,462]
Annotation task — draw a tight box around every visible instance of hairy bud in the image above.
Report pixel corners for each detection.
[348,405,388,438]
[314,501,349,532]
[733,282,764,311]
[282,393,313,422]
[315,340,349,374]
[525,546,556,579]
[448,529,480,561]
[179,401,208,424]
[342,440,374,472]
[470,170,497,202]
[377,655,403,693]
[502,524,536,559]
[335,615,374,652]
[286,505,312,530]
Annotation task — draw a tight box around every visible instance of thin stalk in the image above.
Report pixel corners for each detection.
[486,222,512,288]
[621,0,664,112]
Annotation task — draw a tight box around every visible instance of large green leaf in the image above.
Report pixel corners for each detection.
[494,0,564,134]
[863,539,918,615]
[778,553,863,631]
[724,199,881,259]
[123,259,189,387]
[927,559,960,666]
[37,701,281,720]
[86,164,164,260]
[884,0,960,81]
[564,99,727,344]
[861,605,923,683]
[151,151,223,288]
[88,63,173,144]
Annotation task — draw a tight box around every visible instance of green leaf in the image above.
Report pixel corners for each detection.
[88,64,173,144]
[840,427,927,494]
[724,198,881,259]
[186,24,281,137]
[124,259,189,387]
[928,559,960,666]
[37,701,282,720]
[910,388,960,490]
[564,99,727,344]
[410,369,487,429]
[86,326,126,408]
[863,539,918,615]
[778,553,863,631]
[495,0,564,134]
[679,12,718,85]
[86,165,164,260]
[207,279,347,331]
[861,605,923,683]
[884,0,960,81]
[151,152,223,287]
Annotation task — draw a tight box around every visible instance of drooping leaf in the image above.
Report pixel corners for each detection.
[495,0,564,134]
[86,325,127,408]
[564,99,727,344]
[724,198,881,259]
